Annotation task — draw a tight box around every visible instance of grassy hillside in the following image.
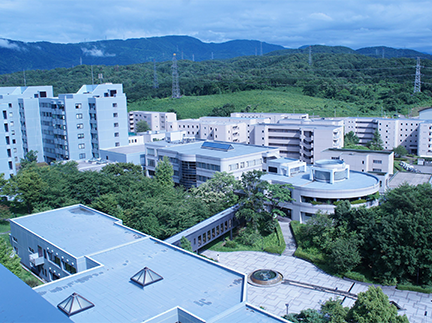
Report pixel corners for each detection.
[129,87,432,119]
[1,51,432,118]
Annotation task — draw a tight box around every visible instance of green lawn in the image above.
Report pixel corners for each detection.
[206,223,286,255]
[0,220,10,233]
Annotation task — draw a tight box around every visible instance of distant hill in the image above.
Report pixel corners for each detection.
[356,46,432,60]
[1,35,431,75]
[0,36,284,74]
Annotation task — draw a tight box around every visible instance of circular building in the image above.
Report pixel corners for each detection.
[263,158,380,223]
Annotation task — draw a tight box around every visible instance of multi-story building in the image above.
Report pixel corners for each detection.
[167,116,269,144]
[253,119,344,164]
[343,117,422,154]
[8,204,287,323]
[0,84,128,177]
[0,86,53,178]
[128,111,177,132]
[263,158,380,222]
[144,140,280,188]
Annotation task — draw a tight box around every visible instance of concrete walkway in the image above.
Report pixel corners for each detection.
[201,220,432,323]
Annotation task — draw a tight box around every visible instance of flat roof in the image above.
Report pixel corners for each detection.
[35,237,245,322]
[262,167,378,191]
[101,145,145,154]
[156,141,276,159]
[0,264,73,323]
[324,148,394,155]
[11,205,147,258]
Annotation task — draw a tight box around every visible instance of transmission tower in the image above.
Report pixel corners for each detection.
[171,53,181,99]
[414,57,421,93]
[308,46,312,66]
[153,59,159,89]
[260,42,263,56]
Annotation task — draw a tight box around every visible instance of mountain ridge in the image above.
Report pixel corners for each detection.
[0,35,431,75]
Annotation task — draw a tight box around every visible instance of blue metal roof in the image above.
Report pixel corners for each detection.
[11,205,147,257]
[0,264,73,323]
[35,237,246,322]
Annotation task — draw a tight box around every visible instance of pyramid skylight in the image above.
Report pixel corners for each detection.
[130,267,163,287]
[57,293,94,316]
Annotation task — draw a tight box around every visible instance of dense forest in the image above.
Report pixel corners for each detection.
[1,51,432,118]
[293,183,432,288]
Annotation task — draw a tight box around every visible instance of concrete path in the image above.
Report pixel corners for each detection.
[201,220,432,323]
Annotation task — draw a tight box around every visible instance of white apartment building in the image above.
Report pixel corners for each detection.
[166,116,270,144]
[253,118,344,164]
[0,84,128,178]
[128,111,177,132]
[0,86,53,178]
[343,116,426,155]
[230,112,309,123]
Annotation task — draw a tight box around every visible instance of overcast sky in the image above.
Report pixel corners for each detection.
[1,0,431,53]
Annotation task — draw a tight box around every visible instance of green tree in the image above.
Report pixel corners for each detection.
[0,205,12,220]
[393,145,407,157]
[19,150,38,169]
[367,129,384,150]
[6,168,46,213]
[344,131,360,147]
[0,240,21,276]
[190,172,240,212]
[135,120,150,132]
[347,286,409,323]
[155,156,174,187]
[236,170,269,230]
[180,236,193,252]
[328,236,361,274]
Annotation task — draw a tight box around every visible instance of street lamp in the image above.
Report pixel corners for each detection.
[285,303,289,316]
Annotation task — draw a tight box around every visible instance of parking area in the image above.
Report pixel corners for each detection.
[389,172,431,189]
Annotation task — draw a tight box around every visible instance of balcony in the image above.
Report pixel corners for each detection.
[29,253,44,266]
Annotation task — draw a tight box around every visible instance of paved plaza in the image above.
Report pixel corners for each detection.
[202,220,432,323]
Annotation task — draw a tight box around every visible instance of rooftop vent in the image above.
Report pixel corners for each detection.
[57,293,94,316]
[131,267,163,288]
[201,141,234,152]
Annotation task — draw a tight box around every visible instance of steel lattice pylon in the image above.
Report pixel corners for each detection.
[172,54,181,99]
[414,57,421,93]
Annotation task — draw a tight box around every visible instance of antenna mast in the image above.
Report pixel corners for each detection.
[153,59,159,89]
[172,54,181,98]
[414,57,421,93]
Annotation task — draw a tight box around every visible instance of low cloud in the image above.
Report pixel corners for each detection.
[81,47,115,57]
[0,38,21,50]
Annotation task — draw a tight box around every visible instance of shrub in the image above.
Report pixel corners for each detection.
[224,239,237,248]
[238,227,261,246]
[397,284,432,294]
[264,245,285,255]
[351,199,367,205]
[344,271,369,283]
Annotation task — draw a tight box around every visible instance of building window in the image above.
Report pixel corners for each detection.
[115,142,120,147]
[76,113,83,119]
[2,111,6,119]
[78,143,85,149]
[112,103,117,108]
[373,160,382,164]
[8,161,12,170]
[114,123,119,127]
[75,103,82,109]
[77,133,84,139]
[77,123,84,129]
[113,113,118,118]
[114,132,119,137]
[148,159,155,167]
[79,153,86,159]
